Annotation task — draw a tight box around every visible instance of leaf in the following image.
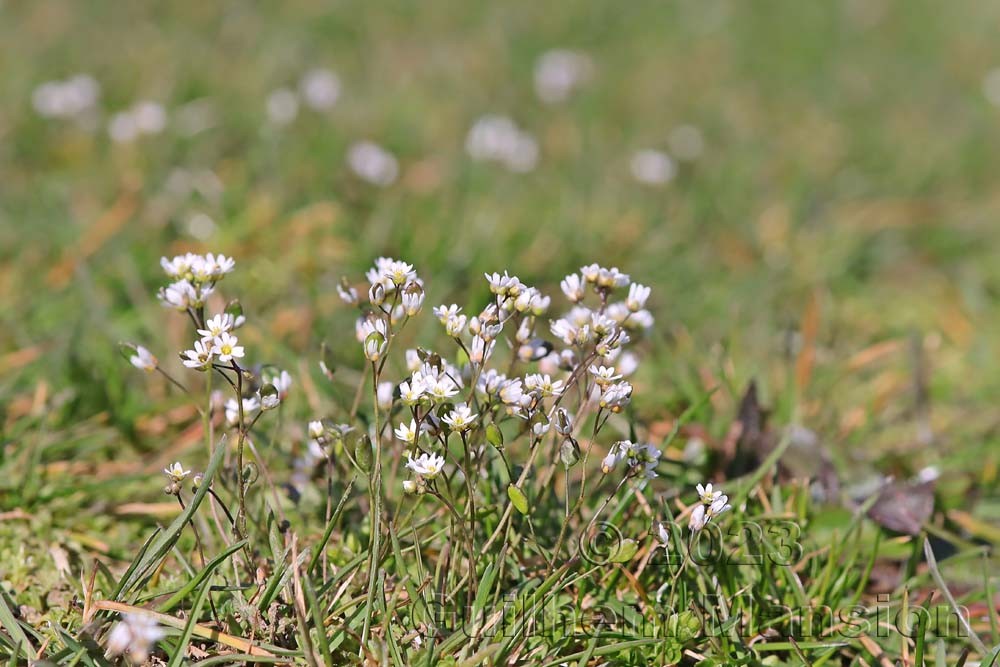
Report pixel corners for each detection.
[609,538,638,564]
[507,484,529,515]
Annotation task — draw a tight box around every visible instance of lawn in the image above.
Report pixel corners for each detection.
[2,0,1000,664]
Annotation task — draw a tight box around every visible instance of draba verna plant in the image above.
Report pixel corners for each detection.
[110,251,734,664]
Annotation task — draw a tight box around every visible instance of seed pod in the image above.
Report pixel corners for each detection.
[559,437,581,467]
[353,433,373,474]
[507,484,529,515]
[485,423,504,450]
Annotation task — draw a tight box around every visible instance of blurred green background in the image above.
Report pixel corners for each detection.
[3,0,1000,488]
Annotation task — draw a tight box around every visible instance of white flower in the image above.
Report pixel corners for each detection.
[498,379,525,406]
[469,335,495,364]
[130,346,157,372]
[444,313,468,337]
[689,489,731,532]
[182,339,214,370]
[198,313,237,339]
[211,332,244,362]
[259,389,281,410]
[433,304,462,324]
[601,450,619,474]
[263,369,293,398]
[401,286,425,316]
[402,479,418,493]
[337,282,359,305]
[696,483,723,505]
[484,271,524,297]
[347,141,399,187]
[442,403,477,432]
[308,420,325,440]
[426,377,459,402]
[524,373,564,397]
[106,612,165,663]
[631,149,676,187]
[550,318,578,346]
[626,283,650,312]
[225,397,260,425]
[588,365,621,387]
[359,317,388,361]
[534,49,592,104]
[406,452,445,478]
[655,521,671,547]
[599,381,632,412]
[370,382,392,412]
[158,280,198,310]
[465,115,539,172]
[399,378,426,405]
[476,369,507,397]
[395,419,419,444]
[163,461,191,483]
[300,68,341,111]
[203,253,235,278]
[32,74,99,119]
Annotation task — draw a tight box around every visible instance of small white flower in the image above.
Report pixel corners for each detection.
[377,381,394,411]
[406,452,445,478]
[426,377,459,402]
[689,487,732,532]
[130,346,158,372]
[401,286,425,316]
[655,521,671,546]
[442,403,478,432]
[631,149,676,186]
[599,381,633,412]
[308,420,325,440]
[263,369,293,399]
[399,378,426,405]
[300,68,341,111]
[696,483,722,505]
[444,313,468,338]
[498,379,525,406]
[163,462,191,483]
[212,332,244,362]
[524,373,564,397]
[182,339,214,370]
[626,283,650,312]
[198,313,237,339]
[433,304,462,324]
[469,335,495,364]
[158,279,198,310]
[534,49,593,104]
[337,282,359,305]
[588,365,621,387]
[484,271,524,297]
[600,450,619,474]
[106,612,165,663]
[359,317,388,361]
[347,140,399,187]
[225,397,260,425]
[259,389,281,410]
[465,115,539,173]
[395,419,419,444]
[402,479,418,493]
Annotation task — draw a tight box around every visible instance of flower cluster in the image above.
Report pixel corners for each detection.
[600,440,662,479]
[689,483,732,531]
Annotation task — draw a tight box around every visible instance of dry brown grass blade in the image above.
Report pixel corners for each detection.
[795,289,821,391]
[93,600,279,657]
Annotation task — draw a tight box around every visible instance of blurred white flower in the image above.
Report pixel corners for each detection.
[129,346,157,372]
[106,612,164,663]
[668,124,705,161]
[534,49,593,104]
[108,100,167,143]
[263,369,294,399]
[225,397,260,425]
[630,149,676,186]
[377,381,394,411]
[465,115,539,172]
[347,141,399,187]
[266,87,299,126]
[626,283,651,311]
[300,68,341,111]
[32,74,100,119]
